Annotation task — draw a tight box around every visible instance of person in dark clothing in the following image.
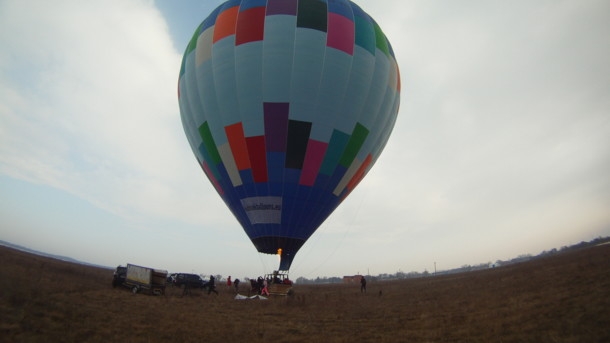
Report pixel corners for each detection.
[360,276,367,293]
[205,275,219,295]
[182,283,192,297]
[257,276,264,295]
[234,278,240,293]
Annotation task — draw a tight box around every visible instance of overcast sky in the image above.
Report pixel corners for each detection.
[1,0,609,280]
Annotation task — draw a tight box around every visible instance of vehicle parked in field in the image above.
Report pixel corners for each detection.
[112,265,127,288]
[166,273,177,284]
[113,264,167,295]
[172,273,206,288]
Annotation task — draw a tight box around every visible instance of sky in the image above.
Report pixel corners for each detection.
[1,0,609,280]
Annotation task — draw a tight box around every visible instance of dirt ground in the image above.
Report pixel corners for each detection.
[1,243,609,342]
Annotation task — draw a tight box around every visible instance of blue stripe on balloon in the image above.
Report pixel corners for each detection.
[267,152,286,183]
[328,0,353,19]
[200,5,222,32]
[238,0,267,11]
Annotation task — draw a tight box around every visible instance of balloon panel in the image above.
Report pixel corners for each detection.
[178,0,400,270]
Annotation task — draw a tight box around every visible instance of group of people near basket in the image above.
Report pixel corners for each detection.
[200,274,292,296]
[248,274,293,296]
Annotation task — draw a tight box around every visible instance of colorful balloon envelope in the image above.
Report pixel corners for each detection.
[178,0,401,271]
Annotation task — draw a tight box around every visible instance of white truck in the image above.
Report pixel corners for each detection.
[124,263,168,295]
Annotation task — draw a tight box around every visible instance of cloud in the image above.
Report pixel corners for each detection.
[333,0,610,258]
[0,0,229,228]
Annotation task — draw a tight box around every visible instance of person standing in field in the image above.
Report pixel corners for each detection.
[261,278,270,296]
[360,276,367,293]
[234,278,240,293]
[227,275,232,287]
[205,275,219,295]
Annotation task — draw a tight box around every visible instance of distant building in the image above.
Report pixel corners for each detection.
[343,275,364,283]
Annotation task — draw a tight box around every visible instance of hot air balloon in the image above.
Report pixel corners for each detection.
[178,0,400,271]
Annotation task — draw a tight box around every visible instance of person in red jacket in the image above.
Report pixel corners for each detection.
[261,278,270,296]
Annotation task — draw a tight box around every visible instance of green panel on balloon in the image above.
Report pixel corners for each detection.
[198,122,221,165]
[339,123,369,168]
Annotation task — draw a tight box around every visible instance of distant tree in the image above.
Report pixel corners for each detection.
[279,236,610,283]
[296,276,311,284]
[407,271,420,278]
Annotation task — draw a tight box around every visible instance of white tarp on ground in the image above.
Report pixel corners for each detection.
[234,294,268,300]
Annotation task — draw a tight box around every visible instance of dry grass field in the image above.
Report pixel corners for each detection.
[1,243,609,343]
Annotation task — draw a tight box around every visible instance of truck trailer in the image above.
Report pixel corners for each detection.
[123,263,168,295]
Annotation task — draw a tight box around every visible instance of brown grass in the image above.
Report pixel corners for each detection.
[1,244,609,343]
